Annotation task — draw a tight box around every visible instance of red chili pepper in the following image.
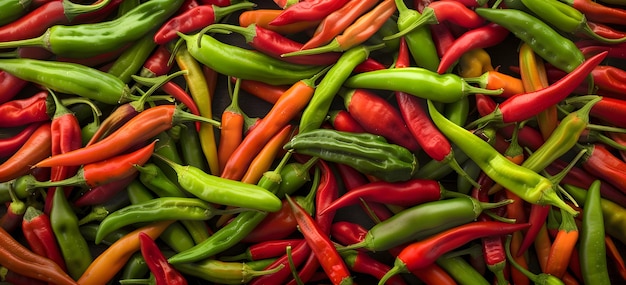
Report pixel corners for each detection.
[378,221,531,283]
[285,195,353,285]
[468,51,607,127]
[203,23,342,66]
[234,77,288,104]
[223,239,304,261]
[0,122,51,183]
[21,206,66,271]
[591,66,626,98]
[320,179,448,215]
[154,2,255,44]
[140,45,173,77]
[72,172,138,208]
[0,91,53,128]
[516,204,551,257]
[437,23,509,74]
[429,22,456,58]
[238,9,320,35]
[343,88,419,151]
[0,71,27,104]
[566,0,626,26]
[577,40,626,59]
[0,123,41,158]
[268,0,350,26]
[330,221,369,247]
[248,241,312,285]
[0,0,123,42]
[342,249,408,285]
[0,191,25,233]
[586,21,626,40]
[138,232,187,285]
[579,143,626,195]
[199,0,235,6]
[34,104,218,168]
[328,110,366,133]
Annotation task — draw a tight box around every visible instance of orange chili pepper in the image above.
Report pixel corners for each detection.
[238,9,319,35]
[410,264,458,285]
[218,79,245,174]
[241,125,292,184]
[77,220,175,285]
[545,208,579,278]
[481,71,525,98]
[0,122,51,182]
[234,77,288,104]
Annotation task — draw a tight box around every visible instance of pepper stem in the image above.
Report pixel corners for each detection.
[383,8,437,41]
[281,38,342,57]
[201,23,256,43]
[377,259,408,285]
[172,105,221,128]
[286,246,304,285]
[444,152,481,189]
[130,70,187,111]
[63,0,112,22]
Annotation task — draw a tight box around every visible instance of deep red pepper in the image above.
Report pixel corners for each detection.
[586,21,626,40]
[0,91,53,128]
[437,23,509,74]
[0,122,51,183]
[199,0,235,6]
[320,179,447,215]
[590,66,626,98]
[249,242,312,285]
[342,88,419,151]
[341,249,408,285]
[378,221,531,283]
[285,195,353,285]
[579,143,626,195]
[565,95,626,128]
[0,191,25,233]
[516,204,551,257]
[21,206,66,271]
[0,71,27,104]
[140,45,173,77]
[240,199,299,243]
[330,221,369,247]
[153,2,255,44]
[577,41,626,59]
[268,0,350,26]
[223,239,304,261]
[72,172,138,208]
[566,0,626,26]
[328,110,366,133]
[138,232,187,285]
[468,51,607,127]
[0,123,41,158]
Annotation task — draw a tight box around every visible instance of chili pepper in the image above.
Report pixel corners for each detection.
[437,23,509,74]
[175,123,207,173]
[275,156,319,199]
[569,68,626,108]
[0,187,25,233]
[50,187,92,279]
[248,239,312,285]
[0,91,53,128]
[135,163,186,198]
[138,232,187,285]
[268,0,349,26]
[0,122,51,183]
[378,221,531,284]
[392,1,439,71]
[280,0,395,57]
[344,67,503,104]
[204,23,342,66]
[586,21,626,40]
[106,32,157,84]
[241,124,293,184]
[176,32,325,86]
[77,186,131,225]
[154,1,255,44]
[221,69,325,181]
[475,7,585,73]
[340,249,408,285]
[441,0,489,7]
[578,143,626,195]
[0,71,27,104]
[35,105,219,168]
[76,220,174,284]
[218,79,245,174]
[562,0,626,26]
[0,0,184,58]
[320,179,453,215]
[436,255,491,285]
[235,77,288,104]
[21,206,66,271]
[0,226,77,285]
[544,207,578,279]
[298,44,379,134]
[604,235,626,280]
[29,140,155,192]
[284,129,417,182]
[302,0,378,50]
[329,110,366,133]
[427,100,578,215]
[576,180,612,285]
[343,196,511,252]
[120,252,149,280]
[285,195,353,285]
[475,70,525,98]
[386,0,484,41]
[0,124,41,159]
[174,258,284,284]
[0,58,135,105]
[0,0,122,42]
[238,9,320,35]
[167,156,286,264]
[466,51,606,128]
[503,236,565,285]
[223,239,304,261]
[0,0,32,26]
[0,267,48,285]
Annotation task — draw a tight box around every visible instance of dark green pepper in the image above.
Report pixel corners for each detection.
[283,129,417,182]
[107,31,158,84]
[174,258,282,284]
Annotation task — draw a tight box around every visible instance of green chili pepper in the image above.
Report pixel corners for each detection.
[475,7,584,72]
[174,258,283,284]
[175,32,325,86]
[0,0,31,26]
[578,180,611,285]
[79,223,130,246]
[153,131,184,185]
[298,44,381,133]
[94,197,241,244]
[415,144,470,181]
[342,196,511,252]
[136,163,187,198]
[107,31,157,84]
[283,129,417,182]
[120,252,149,280]
[0,0,184,58]
[343,68,503,103]
[436,255,491,285]
[427,100,577,215]
[50,187,93,279]
[444,98,470,127]
[179,122,209,173]
[275,157,319,198]
[521,0,626,44]
[393,0,439,71]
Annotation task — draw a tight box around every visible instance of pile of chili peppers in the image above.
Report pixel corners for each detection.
[2,0,626,284]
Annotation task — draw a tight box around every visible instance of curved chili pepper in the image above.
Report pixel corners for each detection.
[467,51,606,128]
[138,232,187,285]
[77,220,174,284]
[437,23,509,74]
[579,180,612,284]
[175,258,284,284]
[341,249,408,285]
[238,9,320,35]
[281,0,395,57]
[378,221,531,284]
[0,123,41,158]
[343,88,419,151]
[72,172,137,208]
[154,2,255,44]
[563,0,626,26]
[586,21,626,40]
[35,105,218,168]
[0,91,53,128]
[235,77,288,104]
[241,124,293,184]
[394,0,439,71]
[0,71,27,104]
[223,239,304,261]
[21,206,66,271]
[203,23,342,66]
[0,226,77,285]
[385,0,485,41]
[268,0,350,26]
[328,110,366,133]
[578,143,626,195]
[0,122,51,183]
